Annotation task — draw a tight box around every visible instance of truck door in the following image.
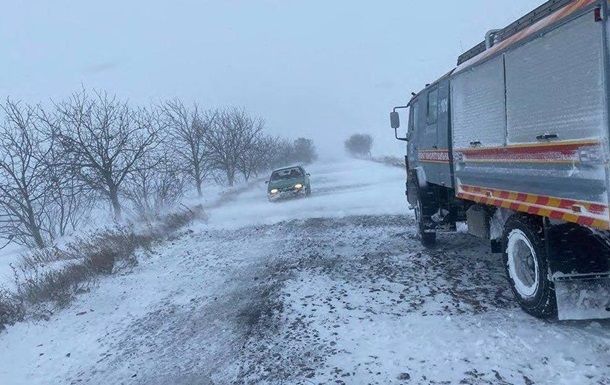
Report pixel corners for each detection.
[416,86,446,186]
[406,99,420,170]
[422,87,438,152]
[436,79,452,187]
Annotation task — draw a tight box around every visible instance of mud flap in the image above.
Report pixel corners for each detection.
[555,275,610,320]
[545,222,610,320]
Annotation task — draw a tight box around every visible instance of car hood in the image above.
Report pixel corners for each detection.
[268,178,305,190]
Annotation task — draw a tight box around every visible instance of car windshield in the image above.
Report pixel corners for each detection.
[271,168,302,181]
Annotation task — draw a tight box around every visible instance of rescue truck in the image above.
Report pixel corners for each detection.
[390,0,610,320]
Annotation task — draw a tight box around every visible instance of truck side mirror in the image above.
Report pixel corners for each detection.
[390,111,400,129]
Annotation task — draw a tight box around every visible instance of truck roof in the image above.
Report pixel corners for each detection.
[456,0,595,72]
[457,0,579,66]
[410,0,597,104]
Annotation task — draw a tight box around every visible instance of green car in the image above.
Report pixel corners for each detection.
[266,166,311,201]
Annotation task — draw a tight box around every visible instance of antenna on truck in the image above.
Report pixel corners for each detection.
[457,0,575,65]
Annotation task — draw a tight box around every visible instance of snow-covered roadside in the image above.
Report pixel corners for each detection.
[0,177,263,335]
[0,245,26,292]
[0,180,243,293]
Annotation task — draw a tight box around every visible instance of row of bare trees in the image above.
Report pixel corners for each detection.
[0,90,316,249]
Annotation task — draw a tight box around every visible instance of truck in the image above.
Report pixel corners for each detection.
[390,0,610,320]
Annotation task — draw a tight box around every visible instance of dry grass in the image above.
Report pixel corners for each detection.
[20,247,70,270]
[0,204,206,329]
[13,263,94,308]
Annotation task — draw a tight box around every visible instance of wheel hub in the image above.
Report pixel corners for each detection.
[507,230,540,298]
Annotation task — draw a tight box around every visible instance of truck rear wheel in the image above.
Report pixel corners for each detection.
[414,188,436,248]
[503,216,557,319]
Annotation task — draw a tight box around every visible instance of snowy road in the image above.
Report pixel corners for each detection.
[1,158,610,385]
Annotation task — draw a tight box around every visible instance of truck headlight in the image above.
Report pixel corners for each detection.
[294,184,303,189]
[270,189,279,194]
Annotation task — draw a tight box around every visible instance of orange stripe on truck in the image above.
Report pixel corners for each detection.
[457,185,610,230]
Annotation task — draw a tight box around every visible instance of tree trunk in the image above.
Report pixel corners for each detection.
[227,169,235,187]
[109,187,122,220]
[26,209,46,249]
[30,224,46,249]
[194,164,203,197]
[195,177,203,197]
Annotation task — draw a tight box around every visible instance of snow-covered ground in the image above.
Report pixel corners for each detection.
[197,158,406,229]
[1,158,609,385]
[0,183,231,293]
[0,245,26,292]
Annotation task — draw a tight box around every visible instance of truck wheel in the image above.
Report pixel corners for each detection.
[414,189,436,247]
[503,216,557,319]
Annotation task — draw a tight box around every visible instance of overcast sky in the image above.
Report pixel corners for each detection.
[1,0,542,156]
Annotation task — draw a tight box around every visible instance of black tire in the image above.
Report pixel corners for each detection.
[502,215,557,319]
[414,187,436,248]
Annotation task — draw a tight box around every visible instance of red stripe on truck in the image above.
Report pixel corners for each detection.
[455,140,600,164]
[457,184,610,230]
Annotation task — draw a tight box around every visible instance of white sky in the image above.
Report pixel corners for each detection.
[1,0,542,156]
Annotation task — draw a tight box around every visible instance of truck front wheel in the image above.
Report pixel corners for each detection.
[503,216,557,319]
[414,189,436,248]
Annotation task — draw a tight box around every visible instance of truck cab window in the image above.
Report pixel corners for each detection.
[427,88,438,124]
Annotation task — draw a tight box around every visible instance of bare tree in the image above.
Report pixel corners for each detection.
[205,107,264,186]
[53,90,162,219]
[37,108,93,239]
[267,137,295,169]
[253,136,283,174]
[162,100,215,196]
[123,148,185,221]
[292,137,317,164]
[237,133,270,182]
[345,134,373,158]
[46,173,92,239]
[0,99,53,248]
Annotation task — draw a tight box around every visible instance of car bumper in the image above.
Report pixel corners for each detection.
[268,188,306,201]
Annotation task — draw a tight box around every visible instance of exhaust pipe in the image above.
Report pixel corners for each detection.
[485,29,502,49]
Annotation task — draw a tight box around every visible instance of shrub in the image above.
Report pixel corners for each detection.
[11,262,93,309]
[345,134,373,158]
[292,138,317,164]
[6,202,207,323]
[0,289,24,330]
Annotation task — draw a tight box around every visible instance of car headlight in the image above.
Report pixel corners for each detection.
[270,189,279,194]
[294,184,303,189]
